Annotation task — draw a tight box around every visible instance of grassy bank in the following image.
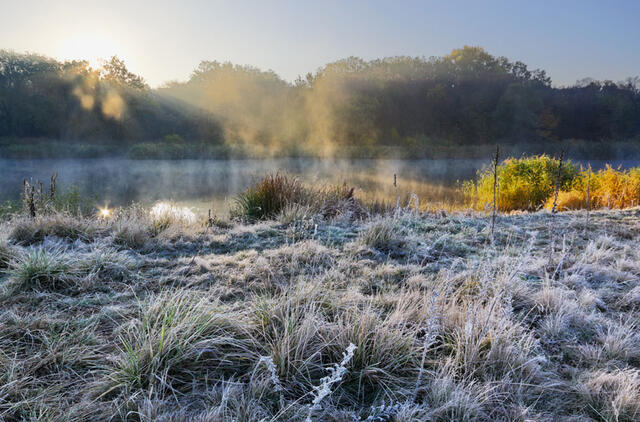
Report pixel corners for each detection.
[1,193,639,420]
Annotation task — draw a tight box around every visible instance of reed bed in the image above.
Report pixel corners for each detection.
[464,155,640,212]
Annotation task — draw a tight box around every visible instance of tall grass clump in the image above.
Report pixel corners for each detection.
[149,202,196,232]
[464,155,580,211]
[358,219,404,252]
[327,308,421,403]
[5,246,75,291]
[579,369,640,422]
[103,290,258,397]
[548,165,640,210]
[251,294,328,396]
[0,241,14,269]
[232,173,308,221]
[232,173,360,221]
[9,214,102,245]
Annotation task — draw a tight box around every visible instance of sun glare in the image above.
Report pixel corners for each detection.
[98,206,111,218]
[58,34,119,68]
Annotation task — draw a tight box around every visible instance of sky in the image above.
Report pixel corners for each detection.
[1,0,639,87]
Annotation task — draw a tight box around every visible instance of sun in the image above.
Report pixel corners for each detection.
[58,33,119,68]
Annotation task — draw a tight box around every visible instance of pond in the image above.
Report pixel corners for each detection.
[1,158,638,215]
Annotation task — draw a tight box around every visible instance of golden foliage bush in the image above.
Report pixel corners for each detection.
[545,166,640,210]
[464,155,579,211]
[588,166,640,209]
[544,190,586,211]
[467,157,640,212]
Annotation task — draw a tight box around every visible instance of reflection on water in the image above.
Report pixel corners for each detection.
[1,158,639,214]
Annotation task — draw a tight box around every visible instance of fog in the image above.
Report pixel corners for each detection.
[3,48,639,162]
[0,158,486,213]
[3,158,640,215]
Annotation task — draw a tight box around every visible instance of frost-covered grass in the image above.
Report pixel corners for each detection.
[1,205,639,421]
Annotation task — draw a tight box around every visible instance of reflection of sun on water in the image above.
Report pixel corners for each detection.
[98,206,111,218]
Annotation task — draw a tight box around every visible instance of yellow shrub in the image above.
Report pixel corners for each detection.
[589,166,640,209]
[544,190,586,211]
[465,158,640,212]
[465,155,579,211]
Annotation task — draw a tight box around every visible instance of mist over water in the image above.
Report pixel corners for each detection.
[2,158,639,214]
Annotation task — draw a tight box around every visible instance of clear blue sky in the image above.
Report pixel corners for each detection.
[1,0,638,87]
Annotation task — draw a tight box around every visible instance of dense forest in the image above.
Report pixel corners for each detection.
[1,46,639,158]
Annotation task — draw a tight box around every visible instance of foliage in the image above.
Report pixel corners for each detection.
[466,156,640,211]
[545,190,586,211]
[101,56,147,90]
[587,166,640,209]
[0,140,119,158]
[0,50,223,146]
[549,165,640,210]
[465,155,580,211]
[2,47,640,158]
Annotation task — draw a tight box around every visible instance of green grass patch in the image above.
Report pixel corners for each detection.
[103,290,258,397]
[5,246,76,291]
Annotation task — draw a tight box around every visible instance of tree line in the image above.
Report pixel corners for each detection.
[1,46,639,158]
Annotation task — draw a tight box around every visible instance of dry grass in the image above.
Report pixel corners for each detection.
[465,155,580,211]
[0,205,639,420]
[466,155,640,212]
[232,173,364,222]
[9,213,104,245]
[550,165,640,211]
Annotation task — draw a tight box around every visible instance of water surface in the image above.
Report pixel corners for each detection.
[2,158,638,214]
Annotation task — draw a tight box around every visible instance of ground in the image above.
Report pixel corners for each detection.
[1,206,639,421]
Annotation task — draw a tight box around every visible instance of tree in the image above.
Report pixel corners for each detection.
[101,56,147,90]
[493,84,544,141]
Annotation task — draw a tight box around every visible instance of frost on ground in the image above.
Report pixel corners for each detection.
[0,207,639,421]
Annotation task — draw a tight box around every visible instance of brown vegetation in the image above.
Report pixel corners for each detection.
[1,197,639,420]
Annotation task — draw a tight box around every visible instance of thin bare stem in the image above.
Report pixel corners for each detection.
[490,145,500,239]
[585,165,591,232]
[551,150,565,214]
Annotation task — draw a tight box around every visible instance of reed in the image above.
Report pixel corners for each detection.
[490,145,499,239]
[464,155,640,212]
[585,165,591,230]
[551,150,565,214]
[232,172,363,221]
